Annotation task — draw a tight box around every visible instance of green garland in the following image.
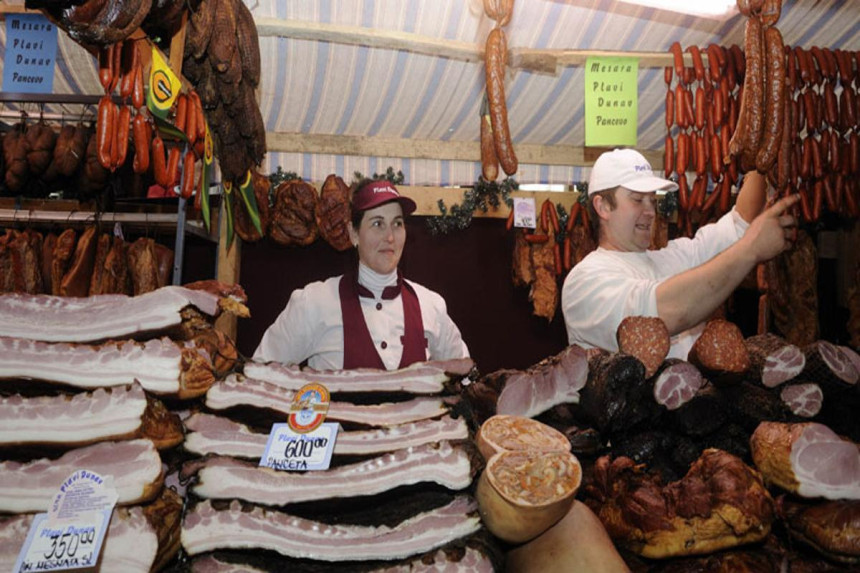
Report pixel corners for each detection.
[426,177,518,235]
[352,167,404,186]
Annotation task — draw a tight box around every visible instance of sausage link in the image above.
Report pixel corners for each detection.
[675,83,687,129]
[835,49,853,85]
[684,87,695,129]
[795,47,810,86]
[114,105,131,169]
[755,26,786,173]
[840,86,856,132]
[803,90,817,134]
[823,84,839,128]
[844,177,859,217]
[742,16,766,171]
[797,185,812,222]
[851,132,860,173]
[98,46,113,93]
[812,179,823,221]
[707,44,724,83]
[174,94,188,136]
[800,136,812,179]
[665,89,675,128]
[711,133,723,181]
[696,133,707,176]
[186,95,198,147]
[664,66,673,86]
[677,132,689,174]
[761,0,782,27]
[119,41,138,99]
[485,28,518,175]
[695,86,706,130]
[665,135,675,178]
[829,131,840,172]
[670,42,685,84]
[132,57,144,110]
[775,84,793,190]
[152,136,169,188]
[96,95,114,169]
[192,91,206,143]
[132,114,150,174]
[480,112,499,182]
[719,174,732,214]
[688,45,705,82]
[109,40,122,94]
[181,150,196,200]
[785,45,797,91]
[811,135,823,178]
[166,146,181,187]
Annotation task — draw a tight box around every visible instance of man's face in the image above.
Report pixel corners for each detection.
[597,188,657,252]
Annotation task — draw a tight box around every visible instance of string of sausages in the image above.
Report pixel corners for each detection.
[481,0,518,181]
[665,40,742,237]
[96,41,208,207]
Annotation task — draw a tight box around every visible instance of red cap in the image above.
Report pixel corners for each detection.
[351,180,417,215]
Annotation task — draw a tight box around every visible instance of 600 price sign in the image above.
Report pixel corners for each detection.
[14,513,106,572]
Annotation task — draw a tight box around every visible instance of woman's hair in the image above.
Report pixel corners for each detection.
[586,187,617,241]
[350,177,375,228]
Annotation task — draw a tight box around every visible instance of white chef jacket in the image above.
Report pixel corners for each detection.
[253,264,469,370]
[561,208,749,359]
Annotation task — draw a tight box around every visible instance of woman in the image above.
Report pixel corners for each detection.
[253,179,469,370]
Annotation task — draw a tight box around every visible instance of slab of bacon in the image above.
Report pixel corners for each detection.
[243,357,475,395]
[0,285,225,342]
[0,439,163,513]
[181,496,481,562]
[205,375,449,427]
[0,383,181,449]
[0,336,215,399]
[184,441,473,506]
[184,412,468,459]
[0,488,182,573]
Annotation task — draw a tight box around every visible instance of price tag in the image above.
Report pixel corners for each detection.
[260,422,339,472]
[13,470,117,572]
[513,197,537,229]
[13,511,109,572]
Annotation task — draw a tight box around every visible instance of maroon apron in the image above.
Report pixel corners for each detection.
[339,271,427,369]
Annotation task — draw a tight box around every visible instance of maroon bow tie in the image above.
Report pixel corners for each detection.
[356,283,401,300]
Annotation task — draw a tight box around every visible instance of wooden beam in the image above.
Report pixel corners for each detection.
[254,17,483,63]
[254,17,711,76]
[266,131,663,168]
[215,201,242,341]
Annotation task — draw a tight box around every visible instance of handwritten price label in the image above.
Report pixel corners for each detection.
[13,510,109,572]
[513,197,537,229]
[260,422,339,471]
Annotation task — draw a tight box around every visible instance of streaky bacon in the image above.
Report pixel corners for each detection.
[0,383,146,447]
[181,496,481,562]
[205,375,449,426]
[243,357,474,395]
[0,336,215,398]
[0,439,163,513]
[186,441,473,505]
[184,412,469,459]
[0,286,220,342]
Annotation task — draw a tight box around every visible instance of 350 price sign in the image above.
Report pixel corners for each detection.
[14,513,106,572]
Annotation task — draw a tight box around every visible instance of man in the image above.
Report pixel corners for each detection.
[561,148,799,359]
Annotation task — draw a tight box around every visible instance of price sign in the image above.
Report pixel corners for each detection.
[513,197,537,229]
[13,511,109,572]
[260,422,339,471]
[13,470,116,572]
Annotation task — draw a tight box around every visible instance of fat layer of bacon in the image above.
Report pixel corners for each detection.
[0,336,214,398]
[206,375,449,426]
[181,496,481,562]
[184,412,469,458]
[0,383,146,447]
[0,439,163,513]
[243,357,474,395]
[0,286,219,342]
[189,441,472,505]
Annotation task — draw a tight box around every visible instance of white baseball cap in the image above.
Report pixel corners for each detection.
[588,148,678,195]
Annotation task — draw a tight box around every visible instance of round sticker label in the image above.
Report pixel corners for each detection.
[288,383,330,433]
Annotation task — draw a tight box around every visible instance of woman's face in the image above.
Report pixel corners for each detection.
[348,201,406,274]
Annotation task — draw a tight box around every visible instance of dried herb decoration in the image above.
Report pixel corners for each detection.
[427,177,518,235]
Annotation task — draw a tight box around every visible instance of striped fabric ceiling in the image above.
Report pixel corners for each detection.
[2,0,859,187]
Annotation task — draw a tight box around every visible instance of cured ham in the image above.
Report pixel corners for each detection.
[781,498,860,564]
[803,341,859,386]
[779,383,823,418]
[0,286,220,342]
[470,345,588,422]
[744,333,806,388]
[585,449,775,558]
[186,441,473,505]
[205,375,449,427]
[243,357,475,395]
[653,359,704,410]
[0,336,215,399]
[0,383,182,449]
[750,421,860,500]
[181,496,481,562]
[183,412,468,459]
[0,439,163,513]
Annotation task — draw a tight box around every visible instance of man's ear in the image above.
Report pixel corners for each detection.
[593,195,610,219]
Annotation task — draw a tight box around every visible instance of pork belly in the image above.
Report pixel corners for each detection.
[0,439,163,513]
[181,496,481,562]
[185,441,473,505]
[205,375,448,426]
[184,412,468,459]
[0,336,215,399]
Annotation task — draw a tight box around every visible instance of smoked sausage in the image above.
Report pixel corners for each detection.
[485,27,518,176]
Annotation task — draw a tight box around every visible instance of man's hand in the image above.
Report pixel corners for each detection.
[740,194,800,263]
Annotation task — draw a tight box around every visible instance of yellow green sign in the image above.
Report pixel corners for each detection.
[146,48,181,120]
[584,56,638,147]
[199,122,213,231]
